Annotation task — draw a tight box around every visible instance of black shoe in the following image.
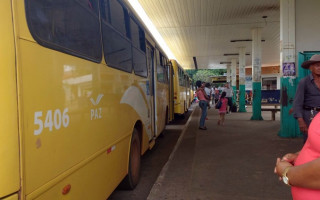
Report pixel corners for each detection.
[199,126,207,130]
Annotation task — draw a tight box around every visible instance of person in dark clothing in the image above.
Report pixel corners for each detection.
[293,54,320,142]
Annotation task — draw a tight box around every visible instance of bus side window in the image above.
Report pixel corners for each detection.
[25,0,102,62]
[99,0,110,23]
[156,50,164,83]
[164,59,169,84]
[130,18,147,77]
[108,0,127,36]
[100,0,132,72]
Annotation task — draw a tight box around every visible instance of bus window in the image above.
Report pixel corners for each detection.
[130,19,140,49]
[130,18,147,77]
[162,56,169,84]
[109,0,127,36]
[156,50,165,82]
[157,65,164,83]
[100,0,132,72]
[179,68,184,86]
[132,49,147,77]
[100,0,110,23]
[25,0,102,62]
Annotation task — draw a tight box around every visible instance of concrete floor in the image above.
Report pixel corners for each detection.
[108,109,193,200]
[147,105,303,200]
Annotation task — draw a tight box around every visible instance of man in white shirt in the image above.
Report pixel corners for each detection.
[223,83,233,113]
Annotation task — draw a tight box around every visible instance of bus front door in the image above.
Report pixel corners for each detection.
[146,44,156,142]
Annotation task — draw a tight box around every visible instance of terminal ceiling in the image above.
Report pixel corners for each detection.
[137,0,280,70]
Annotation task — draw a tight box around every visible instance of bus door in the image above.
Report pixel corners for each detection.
[168,61,174,122]
[185,75,188,110]
[146,43,156,138]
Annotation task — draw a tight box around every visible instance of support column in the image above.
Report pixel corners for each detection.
[231,59,237,101]
[250,28,263,120]
[279,0,299,137]
[227,65,231,83]
[238,47,247,112]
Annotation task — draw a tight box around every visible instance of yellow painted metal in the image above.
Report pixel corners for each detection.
[17,41,145,198]
[26,135,131,200]
[155,81,169,136]
[189,78,195,107]
[186,78,190,109]
[4,0,174,198]
[168,64,175,122]
[171,60,187,115]
[10,1,154,199]
[179,84,187,113]
[0,0,20,198]
[2,194,19,200]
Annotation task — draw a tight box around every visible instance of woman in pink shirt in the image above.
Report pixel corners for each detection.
[275,113,320,199]
[217,91,228,126]
[196,82,210,130]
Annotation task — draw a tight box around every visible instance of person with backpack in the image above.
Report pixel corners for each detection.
[217,91,228,126]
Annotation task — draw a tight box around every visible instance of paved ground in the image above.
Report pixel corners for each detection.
[108,106,193,200]
[147,105,303,200]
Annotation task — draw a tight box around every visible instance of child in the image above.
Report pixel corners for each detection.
[218,91,228,126]
[193,92,199,103]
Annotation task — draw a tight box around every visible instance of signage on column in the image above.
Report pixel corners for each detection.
[282,62,296,76]
[245,76,252,90]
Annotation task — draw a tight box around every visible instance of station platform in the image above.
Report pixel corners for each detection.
[147,104,303,200]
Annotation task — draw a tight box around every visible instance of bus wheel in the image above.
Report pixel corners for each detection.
[119,129,141,190]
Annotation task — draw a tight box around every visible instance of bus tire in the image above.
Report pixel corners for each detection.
[119,128,141,190]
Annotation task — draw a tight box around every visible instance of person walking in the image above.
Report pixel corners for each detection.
[223,83,233,113]
[293,54,320,143]
[204,82,212,109]
[217,91,228,126]
[214,89,220,105]
[196,81,209,130]
[211,86,215,105]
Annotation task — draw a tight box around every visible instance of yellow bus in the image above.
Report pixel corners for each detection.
[185,75,190,109]
[1,0,170,199]
[167,61,175,122]
[171,60,188,117]
[154,47,171,134]
[188,78,195,107]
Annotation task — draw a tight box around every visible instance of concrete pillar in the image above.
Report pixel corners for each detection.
[279,0,299,137]
[231,58,237,101]
[250,28,263,120]
[238,47,247,112]
[227,65,231,83]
